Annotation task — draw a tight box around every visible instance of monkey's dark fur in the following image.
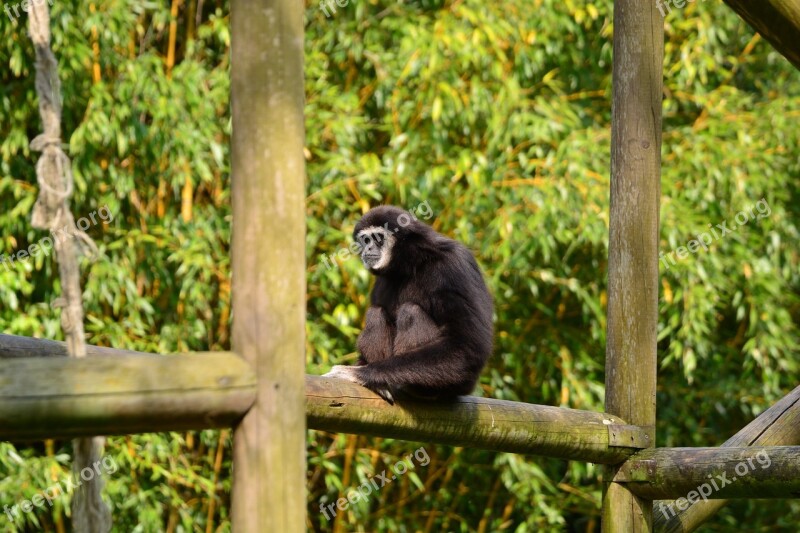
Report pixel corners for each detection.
[327,205,493,402]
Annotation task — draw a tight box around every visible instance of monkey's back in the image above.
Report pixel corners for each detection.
[371,235,493,362]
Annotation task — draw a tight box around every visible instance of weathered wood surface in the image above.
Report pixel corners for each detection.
[722,0,800,70]
[0,352,256,439]
[619,446,800,500]
[229,0,307,529]
[0,333,146,358]
[308,375,639,464]
[602,0,664,530]
[655,384,800,532]
[2,334,641,464]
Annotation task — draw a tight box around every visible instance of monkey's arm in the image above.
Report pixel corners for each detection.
[327,293,485,403]
[356,306,394,364]
[327,303,443,403]
[356,284,489,402]
[353,339,481,403]
[325,306,395,400]
[392,302,441,354]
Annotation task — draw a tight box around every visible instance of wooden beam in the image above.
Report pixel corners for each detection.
[0,333,146,358]
[722,0,800,70]
[229,0,306,529]
[602,0,664,531]
[0,335,639,465]
[617,446,800,500]
[308,376,641,464]
[0,353,256,440]
[655,384,800,532]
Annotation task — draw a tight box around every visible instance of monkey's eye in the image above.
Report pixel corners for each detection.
[358,230,385,248]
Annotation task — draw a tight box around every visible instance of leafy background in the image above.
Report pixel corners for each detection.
[1,0,798,531]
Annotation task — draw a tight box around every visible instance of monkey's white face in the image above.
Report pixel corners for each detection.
[356,227,396,271]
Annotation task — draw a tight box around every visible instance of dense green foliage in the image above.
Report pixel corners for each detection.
[1,0,798,531]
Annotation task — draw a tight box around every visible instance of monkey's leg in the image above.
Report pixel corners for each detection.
[354,305,488,402]
[357,306,394,364]
[393,303,441,354]
[325,307,396,403]
[356,339,483,403]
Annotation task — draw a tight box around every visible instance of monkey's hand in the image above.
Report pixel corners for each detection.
[322,365,395,404]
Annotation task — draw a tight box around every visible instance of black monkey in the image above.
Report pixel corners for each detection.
[323,205,493,403]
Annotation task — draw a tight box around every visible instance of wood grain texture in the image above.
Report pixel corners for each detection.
[0,333,147,358]
[0,352,256,439]
[654,384,800,532]
[229,0,307,529]
[621,446,800,500]
[722,0,800,70]
[603,1,664,531]
[308,375,638,464]
[0,331,637,465]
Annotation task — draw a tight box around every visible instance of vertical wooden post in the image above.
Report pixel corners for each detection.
[230,0,306,529]
[602,1,663,531]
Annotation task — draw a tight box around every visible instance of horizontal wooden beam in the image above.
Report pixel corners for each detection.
[655,384,800,532]
[0,352,256,440]
[0,333,146,358]
[0,334,642,465]
[617,446,800,500]
[307,375,640,464]
[722,0,800,70]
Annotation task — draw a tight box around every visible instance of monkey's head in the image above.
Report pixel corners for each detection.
[353,206,432,275]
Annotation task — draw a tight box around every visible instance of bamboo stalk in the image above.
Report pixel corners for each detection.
[166,0,182,78]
